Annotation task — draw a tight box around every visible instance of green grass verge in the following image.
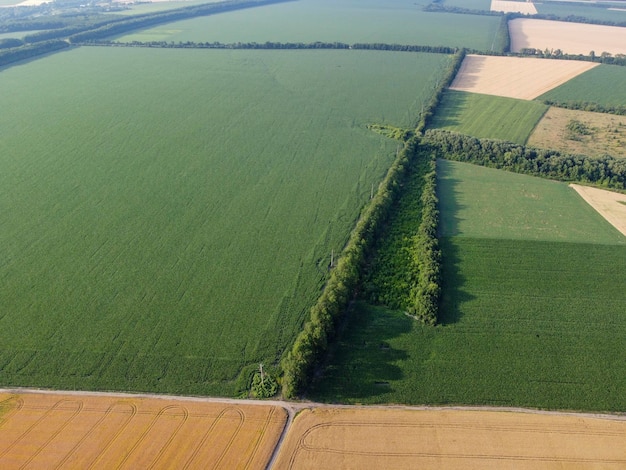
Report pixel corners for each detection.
[0,47,450,396]
[538,64,626,108]
[310,237,626,412]
[115,0,501,49]
[437,159,626,243]
[429,90,548,145]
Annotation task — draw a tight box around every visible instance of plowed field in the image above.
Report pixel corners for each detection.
[571,184,626,237]
[510,18,626,55]
[449,55,597,99]
[0,392,286,469]
[274,408,626,469]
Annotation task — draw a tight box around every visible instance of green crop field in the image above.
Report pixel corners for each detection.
[310,160,626,411]
[113,0,221,16]
[311,239,626,411]
[437,159,626,243]
[0,46,450,396]
[535,1,626,22]
[429,91,548,145]
[538,64,626,107]
[442,0,491,10]
[115,0,501,49]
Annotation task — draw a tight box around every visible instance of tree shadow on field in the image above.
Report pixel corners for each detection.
[430,90,468,130]
[436,161,474,325]
[307,301,411,403]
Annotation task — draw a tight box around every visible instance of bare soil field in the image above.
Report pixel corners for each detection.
[491,0,537,14]
[528,107,626,158]
[570,184,626,236]
[510,18,626,55]
[0,392,286,469]
[273,407,626,469]
[449,55,597,99]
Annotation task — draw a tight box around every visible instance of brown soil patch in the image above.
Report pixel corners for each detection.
[491,0,537,14]
[510,18,626,55]
[528,107,626,158]
[0,392,286,469]
[449,55,597,100]
[273,408,626,469]
[570,184,626,237]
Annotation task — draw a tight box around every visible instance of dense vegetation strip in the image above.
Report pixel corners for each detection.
[280,137,421,399]
[543,100,626,116]
[423,129,626,190]
[0,39,69,67]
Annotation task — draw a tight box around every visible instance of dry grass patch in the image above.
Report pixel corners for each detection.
[274,407,626,469]
[510,18,626,55]
[449,55,597,100]
[0,392,286,469]
[571,184,626,237]
[528,107,626,158]
[491,0,537,14]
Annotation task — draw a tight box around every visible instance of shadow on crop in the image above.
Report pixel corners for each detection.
[307,301,411,402]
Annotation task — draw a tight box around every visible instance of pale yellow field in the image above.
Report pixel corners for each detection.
[491,0,537,14]
[273,408,626,469]
[527,107,626,158]
[510,18,626,55]
[449,55,597,100]
[0,393,286,469]
[570,184,626,237]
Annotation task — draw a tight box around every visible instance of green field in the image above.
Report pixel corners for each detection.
[0,47,450,395]
[113,0,222,16]
[429,91,548,145]
[538,64,626,107]
[311,239,626,411]
[437,159,626,243]
[441,0,491,10]
[310,160,626,411]
[115,0,501,49]
[535,1,626,22]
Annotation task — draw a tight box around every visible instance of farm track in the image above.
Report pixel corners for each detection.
[1,388,625,469]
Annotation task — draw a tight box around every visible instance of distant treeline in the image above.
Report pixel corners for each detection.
[0,40,69,68]
[543,100,626,116]
[423,129,626,190]
[79,39,459,54]
[68,0,293,43]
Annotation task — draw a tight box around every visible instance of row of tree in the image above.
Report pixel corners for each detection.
[0,40,69,68]
[542,99,626,116]
[422,129,626,190]
[280,137,420,398]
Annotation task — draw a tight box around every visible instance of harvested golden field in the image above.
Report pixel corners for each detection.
[273,408,626,469]
[0,392,286,469]
[510,18,626,55]
[570,184,626,237]
[490,0,537,14]
[449,55,597,100]
[528,107,626,158]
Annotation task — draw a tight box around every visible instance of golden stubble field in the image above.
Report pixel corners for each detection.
[0,392,286,469]
[528,107,626,159]
[510,18,626,56]
[490,0,537,15]
[449,55,597,100]
[273,408,626,469]
[570,184,626,237]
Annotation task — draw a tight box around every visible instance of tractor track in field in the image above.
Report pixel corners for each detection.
[2,387,626,470]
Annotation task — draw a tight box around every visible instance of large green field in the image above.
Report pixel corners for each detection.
[437,159,626,243]
[0,47,450,395]
[115,0,501,49]
[429,91,548,145]
[311,239,626,411]
[538,64,626,107]
[310,161,626,411]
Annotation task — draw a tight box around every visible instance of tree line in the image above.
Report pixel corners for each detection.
[542,100,626,116]
[0,40,69,68]
[422,129,626,190]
